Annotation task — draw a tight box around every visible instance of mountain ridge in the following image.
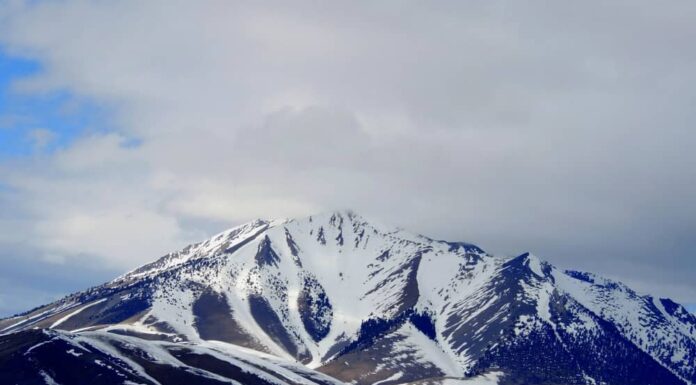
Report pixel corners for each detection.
[1,210,694,385]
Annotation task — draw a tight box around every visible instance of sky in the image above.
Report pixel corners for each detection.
[0,0,694,317]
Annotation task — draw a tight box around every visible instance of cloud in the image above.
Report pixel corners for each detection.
[0,0,695,315]
[26,127,54,149]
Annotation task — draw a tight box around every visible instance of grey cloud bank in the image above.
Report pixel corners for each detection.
[0,1,695,316]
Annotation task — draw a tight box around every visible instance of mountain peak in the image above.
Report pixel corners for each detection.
[1,212,694,385]
[299,209,363,224]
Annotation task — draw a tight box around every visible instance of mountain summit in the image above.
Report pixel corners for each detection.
[1,211,694,385]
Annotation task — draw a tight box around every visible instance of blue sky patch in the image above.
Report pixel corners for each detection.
[0,49,114,158]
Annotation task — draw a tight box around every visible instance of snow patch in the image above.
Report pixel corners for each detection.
[39,370,60,385]
[50,298,108,329]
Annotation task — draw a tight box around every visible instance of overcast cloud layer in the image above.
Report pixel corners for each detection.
[0,0,694,316]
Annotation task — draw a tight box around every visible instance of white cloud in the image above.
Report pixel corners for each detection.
[0,0,694,307]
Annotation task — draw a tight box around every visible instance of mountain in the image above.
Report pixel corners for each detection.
[1,210,694,385]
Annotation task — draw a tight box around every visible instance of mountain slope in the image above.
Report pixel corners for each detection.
[1,211,694,385]
[0,328,347,385]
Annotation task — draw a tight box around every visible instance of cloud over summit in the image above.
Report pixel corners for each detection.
[0,0,695,315]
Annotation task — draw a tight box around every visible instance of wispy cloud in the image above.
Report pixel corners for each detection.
[26,127,54,150]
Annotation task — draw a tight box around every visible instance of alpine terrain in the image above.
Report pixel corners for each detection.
[1,211,694,385]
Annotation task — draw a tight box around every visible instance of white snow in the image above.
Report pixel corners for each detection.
[50,298,108,329]
[373,372,403,385]
[24,340,52,356]
[526,254,544,277]
[66,348,83,357]
[553,268,695,384]
[1,302,77,333]
[39,370,61,385]
[392,323,464,377]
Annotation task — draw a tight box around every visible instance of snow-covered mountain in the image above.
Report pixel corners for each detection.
[1,210,694,385]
